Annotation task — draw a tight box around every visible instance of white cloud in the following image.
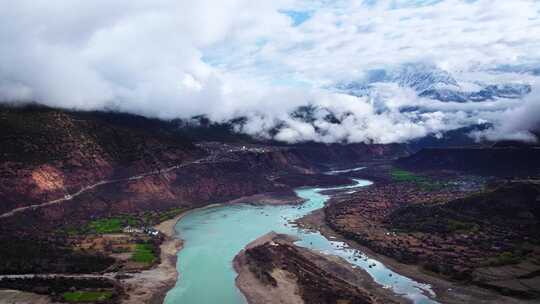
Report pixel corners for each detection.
[0,0,539,143]
[471,87,540,142]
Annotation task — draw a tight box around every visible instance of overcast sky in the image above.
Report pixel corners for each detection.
[1,0,539,143]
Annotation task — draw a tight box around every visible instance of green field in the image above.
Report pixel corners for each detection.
[88,218,123,234]
[391,169,426,182]
[63,291,112,302]
[391,168,445,191]
[131,243,157,264]
[58,207,183,236]
[60,217,127,235]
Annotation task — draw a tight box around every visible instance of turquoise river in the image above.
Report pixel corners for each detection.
[164,178,438,304]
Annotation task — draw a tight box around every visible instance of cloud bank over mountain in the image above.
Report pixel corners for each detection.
[1,0,539,143]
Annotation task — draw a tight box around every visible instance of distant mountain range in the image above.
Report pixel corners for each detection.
[336,63,532,103]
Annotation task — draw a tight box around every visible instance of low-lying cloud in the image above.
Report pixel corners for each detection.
[1,0,539,143]
[471,88,540,142]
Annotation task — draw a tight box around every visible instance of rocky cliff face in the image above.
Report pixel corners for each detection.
[0,106,204,214]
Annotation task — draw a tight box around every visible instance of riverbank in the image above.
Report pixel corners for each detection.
[224,191,304,206]
[234,233,303,304]
[119,212,184,304]
[297,209,529,304]
[129,191,306,303]
[164,177,446,303]
[234,232,407,304]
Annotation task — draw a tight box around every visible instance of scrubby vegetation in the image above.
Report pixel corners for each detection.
[396,147,540,177]
[0,237,115,274]
[385,181,540,285]
[326,178,540,298]
[447,219,477,232]
[488,252,522,267]
[155,207,184,222]
[63,291,113,302]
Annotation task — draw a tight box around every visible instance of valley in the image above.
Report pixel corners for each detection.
[2,2,540,303]
[1,106,539,304]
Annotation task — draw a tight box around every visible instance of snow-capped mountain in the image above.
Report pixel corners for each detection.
[390,63,460,93]
[420,83,532,102]
[493,63,540,76]
[336,63,532,103]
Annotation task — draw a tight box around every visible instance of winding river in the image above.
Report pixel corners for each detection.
[164,179,438,304]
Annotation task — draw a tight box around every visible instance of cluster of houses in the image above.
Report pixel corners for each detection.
[122,225,160,237]
[196,141,276,155]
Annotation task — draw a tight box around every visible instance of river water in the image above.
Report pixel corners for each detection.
[164,179,437,304]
